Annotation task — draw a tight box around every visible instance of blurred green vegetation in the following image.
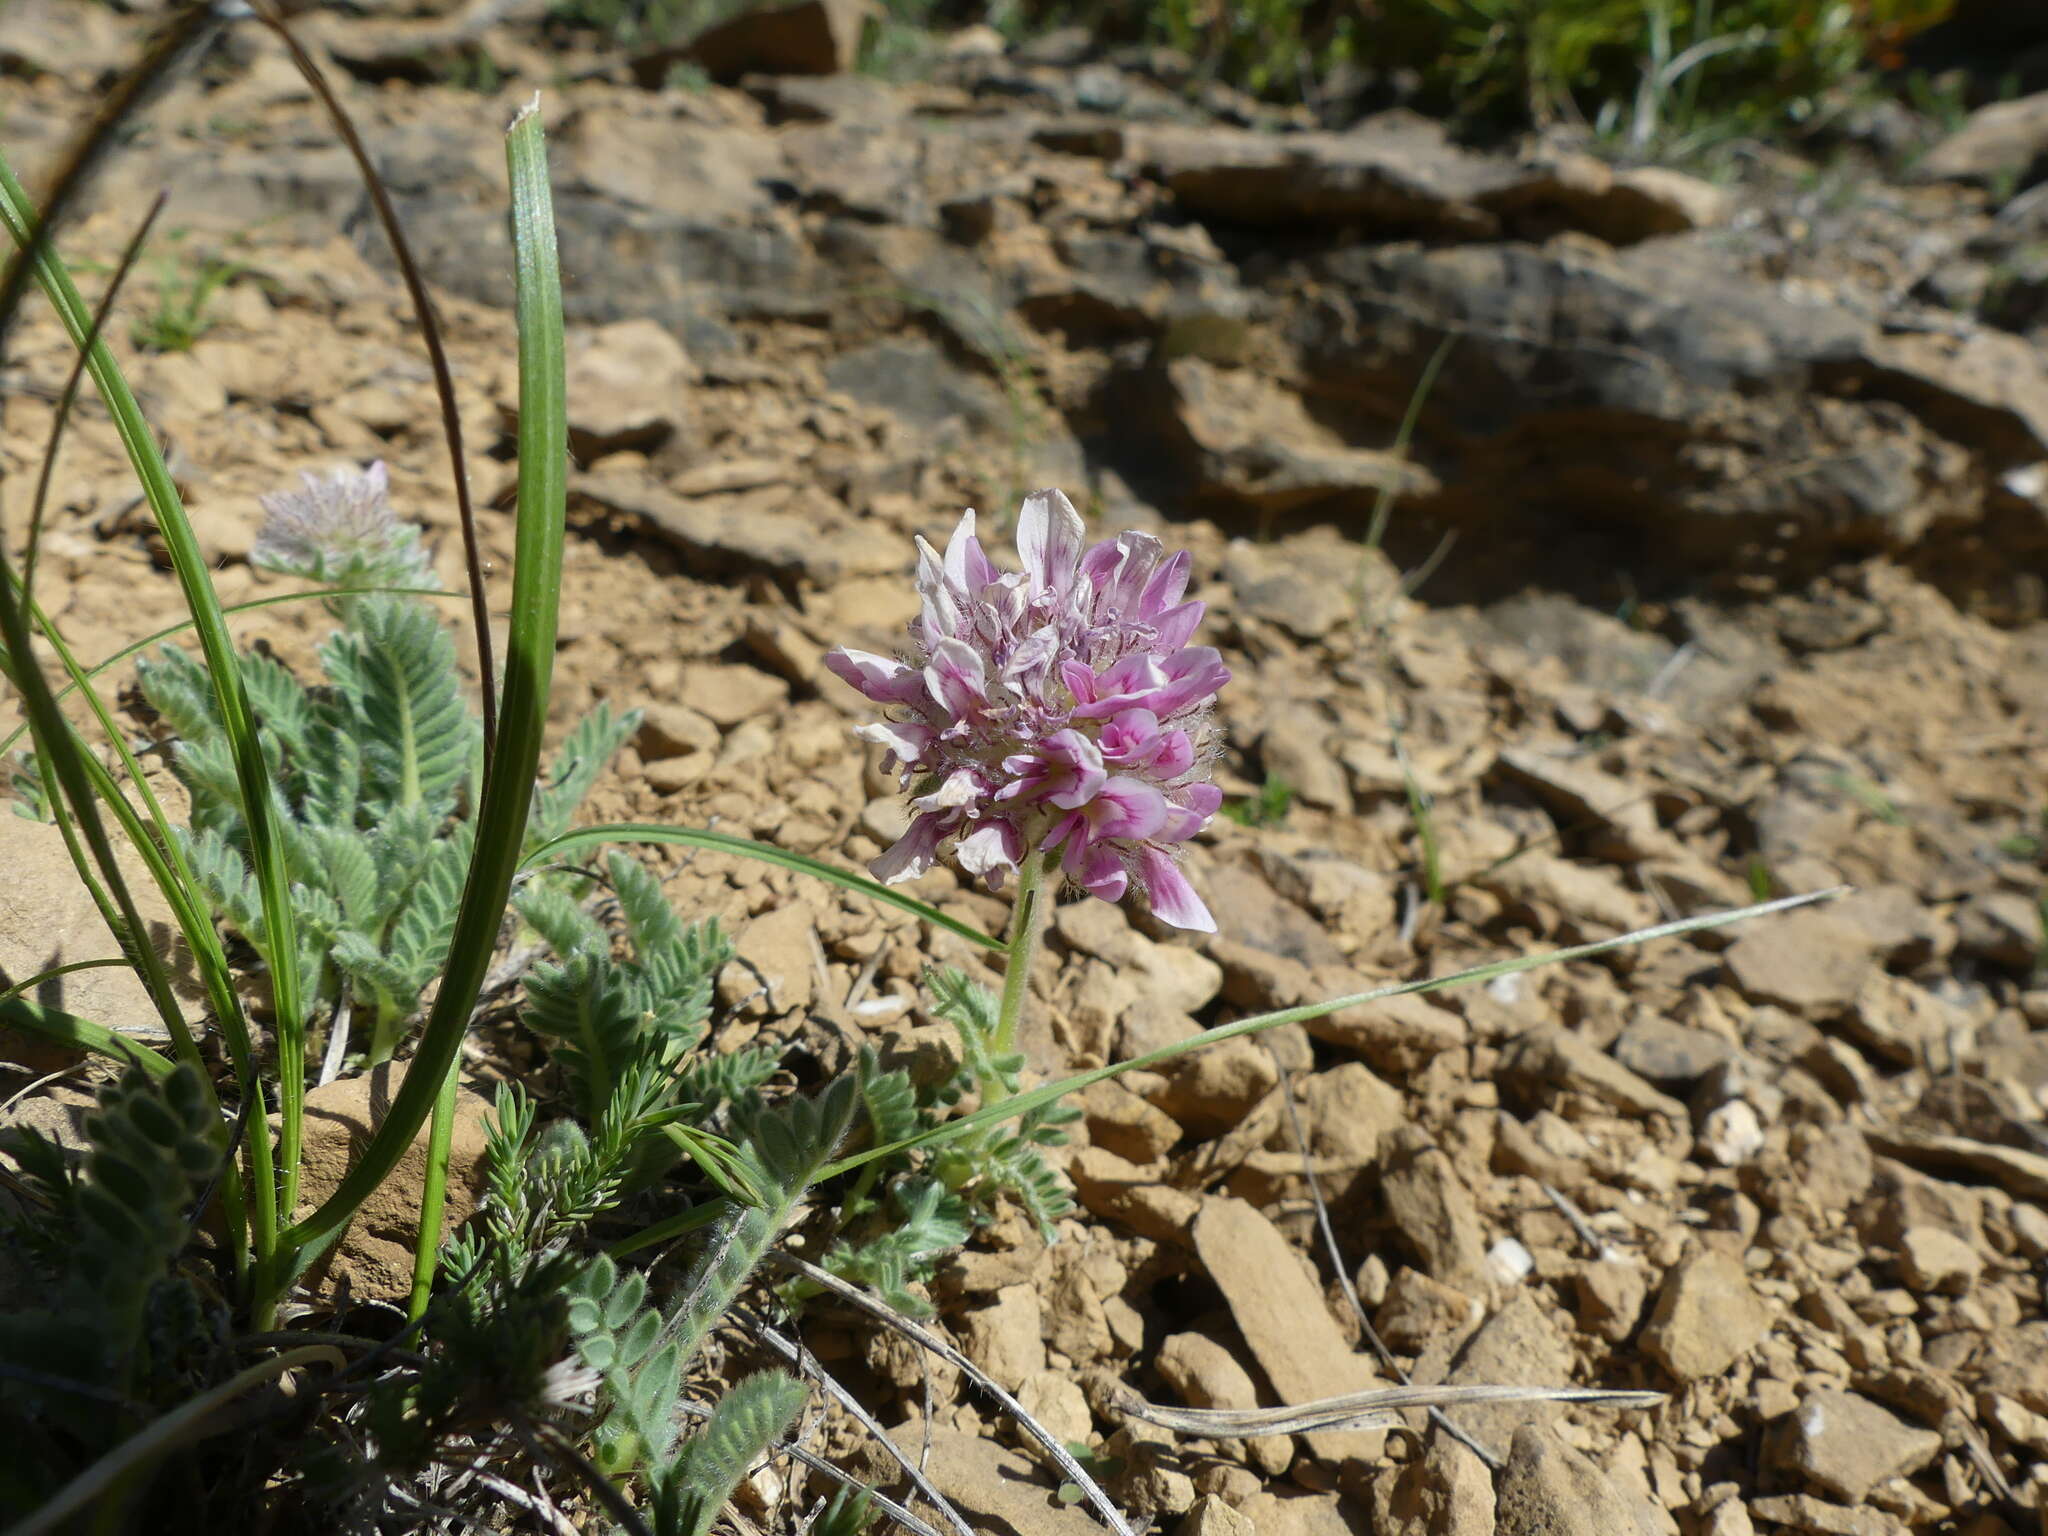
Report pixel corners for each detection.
[547,0,1960,147]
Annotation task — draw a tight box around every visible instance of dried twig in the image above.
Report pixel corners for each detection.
[1118,1382,1664,1439]
[772,1251,1136,1536]
[1540,1180,1619,1262]
[747,1319,978,1536]
[1270,1055,1505,1470]
[245,0,499,756]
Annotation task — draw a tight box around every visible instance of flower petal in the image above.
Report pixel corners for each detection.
[1059,658,1099,709]
[1074,842,1129,903]
[871,812,949,885]
[1041,729,1108,809]
[1068,654,1169,719]
[956,819,1024,880]
[1149,599,1204,653]
[912,766,986,814]
[855,719,934,765]
[1016,489,1085,595]
[1144,647,1231,720]
[923,637,989,720]
[1086,776,1170,842]
[1083,530,1164,622]
[826,647,928,706]
[1041,809,1087,856]
[1137,549,1191,618]
[1150,729,1196,779]
[1137,845,1214,932]
[914,534,962,643]
[1099,708,1164,768]
[999,626,1058,702]
[943,508,997,595]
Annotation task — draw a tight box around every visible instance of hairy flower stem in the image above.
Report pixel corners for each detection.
[992,850,1052,1067]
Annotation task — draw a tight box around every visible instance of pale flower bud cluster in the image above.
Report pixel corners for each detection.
[250,460,436,593]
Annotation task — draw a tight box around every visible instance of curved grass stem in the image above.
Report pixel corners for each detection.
[262,99,568,1314]
[405,1053,463,1322]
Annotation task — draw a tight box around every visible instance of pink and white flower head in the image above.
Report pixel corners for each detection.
[250,461,436,593]
[826,489,1229,932]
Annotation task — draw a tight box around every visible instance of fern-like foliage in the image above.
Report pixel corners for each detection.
[528,704,640,851]
[516,851,731,1123]
[9,749,52,821]
[317,596,472,824]
[822,1172,971,1317]
[822,968,1081,1310]
[570,1253,685,1477]
[126,486,637,1060]
[659,1370,806,1536]
[558,1078,857,1536]
[0,1064,222,1509]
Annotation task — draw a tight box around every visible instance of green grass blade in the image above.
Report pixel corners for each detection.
[0,996,172,1078]
[523,825,1005,953]
[13,580,258,1055]
[273,100,569,1299]
[0,146,305,1216]
[406,1055,462,1321]
[0,957,133,1008]
[2,635,270,1264]
[810,887,1846,1183]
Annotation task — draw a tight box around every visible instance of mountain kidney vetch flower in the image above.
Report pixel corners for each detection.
[826,489,1230,932]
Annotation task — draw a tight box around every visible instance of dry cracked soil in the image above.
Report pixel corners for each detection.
[6,4,2048,1534]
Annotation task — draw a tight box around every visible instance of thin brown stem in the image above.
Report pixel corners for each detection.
[246,0,500,759]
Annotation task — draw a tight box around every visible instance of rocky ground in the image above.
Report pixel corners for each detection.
[6,3,2048,1534]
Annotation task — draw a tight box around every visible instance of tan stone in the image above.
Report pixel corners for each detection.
[293,1059,494,1303]
[1641,1247,1772,1384]
[1192,1196,1387,1466]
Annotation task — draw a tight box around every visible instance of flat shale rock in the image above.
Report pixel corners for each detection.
[1156,1331,1261,1412]
[1896,1224,1982,1294]
[1374,1267,1481,1354]
[294,1062,494,1303]
[1371,1425,1495,1536]
[1443,1291,1578,1457]
[1953,889,2044,968]
[1744,1495,1908,1535]
[1640,1247,1772,1384]
[1499,1026,1686,1121]
[561,318,692,458]
[1301,986,1469,1073]
[0,814,205,1068]
[1236,1491,1371,1536]
[1723,911,1876,1014]
[1191,1197,1387,1465]
[1763,1390,1942,1504]
[1493,1424,1663,1536]
[1068,1146,1203,1245]
[1610,1016,1735,1089]
[883,1427,1100,1536]
[1380,1126,1491,1289]
[1177,1497,1254,1536]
